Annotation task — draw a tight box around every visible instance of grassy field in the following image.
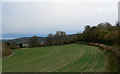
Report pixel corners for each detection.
[3,44,106,72]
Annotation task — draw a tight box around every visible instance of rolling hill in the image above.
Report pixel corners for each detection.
[3,44,106,72]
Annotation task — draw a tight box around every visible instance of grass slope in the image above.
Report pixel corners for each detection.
[3,44,106,72]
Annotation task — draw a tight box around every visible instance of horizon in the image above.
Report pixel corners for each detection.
[1,0,118,39]
[1,32,79,40]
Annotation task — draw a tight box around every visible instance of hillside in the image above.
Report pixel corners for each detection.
[3,44,106,72]
[2,34,75,43]
[7,37,46,43]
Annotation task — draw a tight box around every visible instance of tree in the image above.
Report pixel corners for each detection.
[98,23,105,28]
[80,22,120,44]
[115,21,120,26]
[9,41,18,49]
[2,42,12,57]
[29,36,40,47]
[84,25,91,32]
[45,33,54,46]
[18,43,23,48]
[45,31,67,46]
[105,22,112,31]
[59,31,66,44]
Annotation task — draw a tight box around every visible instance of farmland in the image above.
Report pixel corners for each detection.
[3,44,106,72]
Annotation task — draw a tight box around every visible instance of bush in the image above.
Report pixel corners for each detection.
[2,42,12,57]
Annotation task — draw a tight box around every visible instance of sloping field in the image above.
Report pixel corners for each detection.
[3,44,106,72]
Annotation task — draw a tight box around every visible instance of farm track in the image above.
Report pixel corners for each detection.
[48,48,84,72]
[3,44,106,72]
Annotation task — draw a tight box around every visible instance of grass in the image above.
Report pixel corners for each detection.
[3,44,106,72]
[103,43,120,49]
[103,50,120,72]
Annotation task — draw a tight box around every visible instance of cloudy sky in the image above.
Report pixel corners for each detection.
[1,0,119,39]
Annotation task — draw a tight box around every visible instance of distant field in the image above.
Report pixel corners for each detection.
[3,44,106,72]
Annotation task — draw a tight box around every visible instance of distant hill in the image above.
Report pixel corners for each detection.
[7,37,46,43]
[0,39,12,42]
[2,34,77,43]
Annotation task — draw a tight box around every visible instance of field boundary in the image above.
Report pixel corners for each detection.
[3,52,15,58]
[78,42,120,57]
[78,42,120,72]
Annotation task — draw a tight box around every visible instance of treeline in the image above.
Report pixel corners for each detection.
[4,22,119,49]
[2,22,119,57]
[78,22,120,45]
[45,22,120,46]
[45,31,78,46]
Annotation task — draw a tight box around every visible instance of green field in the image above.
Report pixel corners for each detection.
[3,44,107,72]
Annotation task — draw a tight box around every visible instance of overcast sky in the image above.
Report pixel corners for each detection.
[1,0,119,39]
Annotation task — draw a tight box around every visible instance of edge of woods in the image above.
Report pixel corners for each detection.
[76,42,120,72]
